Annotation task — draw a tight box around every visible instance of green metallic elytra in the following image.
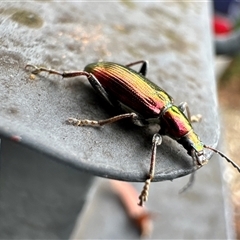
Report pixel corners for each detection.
[84,62,173,118]
[25,60,240,207]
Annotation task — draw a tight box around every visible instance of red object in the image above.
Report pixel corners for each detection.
[214,15,233,35]
[110,180,153,237]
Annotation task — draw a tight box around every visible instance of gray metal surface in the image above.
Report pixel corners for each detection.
[0,139,94,239]
[0,2,218,182]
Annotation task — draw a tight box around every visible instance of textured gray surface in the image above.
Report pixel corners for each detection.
[0,139,94,239]
[0,2,218,182]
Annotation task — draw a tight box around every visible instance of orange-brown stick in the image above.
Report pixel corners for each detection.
[110,180,153,237]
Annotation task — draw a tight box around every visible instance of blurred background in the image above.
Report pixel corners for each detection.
[213,0,240,238]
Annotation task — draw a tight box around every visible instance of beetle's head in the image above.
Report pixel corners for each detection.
[178,131,207,166]
[191,148,208,166]
[179,132,240,173]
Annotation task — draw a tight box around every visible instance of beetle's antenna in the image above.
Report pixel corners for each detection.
[204,145,240,172]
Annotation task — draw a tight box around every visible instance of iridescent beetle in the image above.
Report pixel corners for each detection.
[26,60,240,206]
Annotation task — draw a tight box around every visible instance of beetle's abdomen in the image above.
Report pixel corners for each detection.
[84,62,173,118]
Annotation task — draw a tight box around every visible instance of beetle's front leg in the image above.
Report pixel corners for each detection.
[138,133,162,206]
[67,112,143,127]
[178,102,202,123]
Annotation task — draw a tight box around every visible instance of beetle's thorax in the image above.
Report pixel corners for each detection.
[160,105,193,139]
[160,105,207,165]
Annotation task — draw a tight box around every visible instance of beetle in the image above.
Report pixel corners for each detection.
[26,60,240,206]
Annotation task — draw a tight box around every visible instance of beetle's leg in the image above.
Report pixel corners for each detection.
[67,112,144,127]
[178,102,202,123]
[178,171,195,194]
[126,60,148,76]
[26,64,117,107]
[87,73,152,127]
[138,133,162,206]
[87,73,122,108]
[179,149,199,193]
[25,64,91,79]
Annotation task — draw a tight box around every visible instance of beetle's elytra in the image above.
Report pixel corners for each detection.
[26,60,240,206]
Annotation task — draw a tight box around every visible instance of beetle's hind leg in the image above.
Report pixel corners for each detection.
[179,149,200,194]
[178,102,202,123]
[126,60,148,76]
[138,133,162,206]
[25,64,91,79]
